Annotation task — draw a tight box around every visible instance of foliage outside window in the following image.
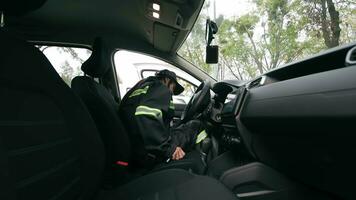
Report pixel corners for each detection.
[38,46,92,85]
[179,0,356,81]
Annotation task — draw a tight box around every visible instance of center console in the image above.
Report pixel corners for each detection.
[207,154,332,200]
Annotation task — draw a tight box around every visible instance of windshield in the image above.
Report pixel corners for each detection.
[178,0,356,81]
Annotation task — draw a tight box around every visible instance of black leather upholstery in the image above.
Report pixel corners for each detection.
[97,169,237,200]
[71,76,131,185]
[72,38,132,185]
[0,30,105,200]
[0,0,46,16]
[0,29,237,200]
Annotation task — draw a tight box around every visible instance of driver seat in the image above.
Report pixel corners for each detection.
[71,38,205,180]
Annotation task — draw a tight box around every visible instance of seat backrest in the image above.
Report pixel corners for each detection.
[0,30,105,200]
[71,38,131,183]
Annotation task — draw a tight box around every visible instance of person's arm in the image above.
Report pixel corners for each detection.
[134,82,179,159]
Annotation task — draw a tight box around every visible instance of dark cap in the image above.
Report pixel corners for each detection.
[155,69,184,95]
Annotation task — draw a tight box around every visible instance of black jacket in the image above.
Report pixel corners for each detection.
[119,77,177,166]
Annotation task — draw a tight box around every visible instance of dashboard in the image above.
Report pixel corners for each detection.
[204,44,356,199]
[210,75,277,124]
[207,77,276,151]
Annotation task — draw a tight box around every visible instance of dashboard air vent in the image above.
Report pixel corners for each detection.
[346,46,356,66]
[248,77,262,89]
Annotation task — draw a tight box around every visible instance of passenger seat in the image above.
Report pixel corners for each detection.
[0,4,237,200]
[72,38,132,185]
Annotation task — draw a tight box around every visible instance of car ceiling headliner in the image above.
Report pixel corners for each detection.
[5,0,204,54]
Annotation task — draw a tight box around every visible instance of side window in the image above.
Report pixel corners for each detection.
[37,46,92,86]
[114,50,200,104]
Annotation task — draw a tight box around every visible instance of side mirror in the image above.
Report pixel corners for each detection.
[205,19,219,64]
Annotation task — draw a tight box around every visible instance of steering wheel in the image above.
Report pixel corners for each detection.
[180,80,211,123]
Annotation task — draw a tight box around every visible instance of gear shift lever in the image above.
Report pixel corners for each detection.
[198,137,212,167]
[201,137,212,154]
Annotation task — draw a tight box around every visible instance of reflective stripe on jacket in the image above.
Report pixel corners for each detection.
[119,77,177,162]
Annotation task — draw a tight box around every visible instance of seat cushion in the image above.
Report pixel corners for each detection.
[151,150,205,174]
[97,169,238,200]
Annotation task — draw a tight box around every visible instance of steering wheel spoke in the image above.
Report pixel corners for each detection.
[181,80,211,123]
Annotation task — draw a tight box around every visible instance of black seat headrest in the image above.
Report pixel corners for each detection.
[0,0,46,16]
[81,38,111,78]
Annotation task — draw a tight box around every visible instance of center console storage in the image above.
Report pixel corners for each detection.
[207,153,332,200]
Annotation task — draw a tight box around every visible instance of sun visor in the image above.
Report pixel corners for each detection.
[0,0,47,16]
[153,23,179,52]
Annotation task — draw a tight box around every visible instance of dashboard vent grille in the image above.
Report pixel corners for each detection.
[346,46,356,66]
[248,77,262,89]
[350,51,356,61]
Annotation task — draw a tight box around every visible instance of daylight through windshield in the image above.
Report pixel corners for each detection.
[178,0,356,81]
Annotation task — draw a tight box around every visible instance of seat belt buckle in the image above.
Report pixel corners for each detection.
[116,160,129,167]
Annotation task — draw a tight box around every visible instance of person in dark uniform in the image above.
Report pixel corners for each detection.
[119,69,205,169]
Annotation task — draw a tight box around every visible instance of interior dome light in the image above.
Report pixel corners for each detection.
[153,3,160,11]
[153,12,160,19]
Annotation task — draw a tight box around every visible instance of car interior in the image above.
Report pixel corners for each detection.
[1,0,356,200]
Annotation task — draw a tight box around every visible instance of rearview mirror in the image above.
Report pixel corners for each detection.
[205,19,219,64]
